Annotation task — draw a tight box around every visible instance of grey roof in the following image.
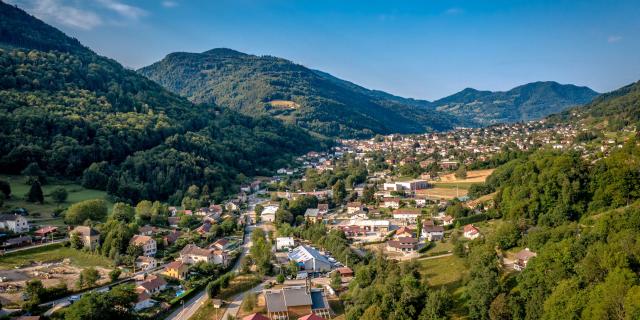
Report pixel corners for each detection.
[304,208,320,217]
[0,214,23,221]
[264,290,287,312]
[73,226,99,237]
[264,287,313,313]
[287,245,331,265]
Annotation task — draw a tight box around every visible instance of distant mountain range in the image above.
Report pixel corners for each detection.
[430,81,599,126]
[139,48,599,137]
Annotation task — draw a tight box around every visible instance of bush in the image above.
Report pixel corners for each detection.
[276,274,285,284]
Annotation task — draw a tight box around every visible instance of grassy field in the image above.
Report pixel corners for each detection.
[419,255,467,289]
[0,174,113,223]
[0,243,113,269]
[418,255,470,319]
[190,299,225,320]
[429,182,476,190]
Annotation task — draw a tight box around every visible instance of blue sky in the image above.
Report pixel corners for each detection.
[8,0,640,100]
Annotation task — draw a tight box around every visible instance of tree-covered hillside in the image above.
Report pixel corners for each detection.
[551,80,640,131]
[430,81,598,125]
[0,1,328,203]
[138,48,457,138]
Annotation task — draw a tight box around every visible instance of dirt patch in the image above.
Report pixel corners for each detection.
[437,169,494,183]
[416,187,468,200]
[267,100,300,110]
[0,259,112,305]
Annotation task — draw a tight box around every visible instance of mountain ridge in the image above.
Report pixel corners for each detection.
[0,1,326,203]
[431,81,599,125]
[140,48,599,134]
[138,49,457,138]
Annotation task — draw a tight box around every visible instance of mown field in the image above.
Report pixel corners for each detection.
[0,174,113,225]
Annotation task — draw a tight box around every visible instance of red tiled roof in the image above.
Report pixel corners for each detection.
[243,313,270,320]
[464,224,479,233]
[299,314,326,320]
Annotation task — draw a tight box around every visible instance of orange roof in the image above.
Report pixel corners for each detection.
[464,224,479,233]
[131,235,154,246]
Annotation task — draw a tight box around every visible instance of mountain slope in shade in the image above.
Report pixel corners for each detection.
[431,81,599,125]
[0,1,326,203]
[138,48,455,138]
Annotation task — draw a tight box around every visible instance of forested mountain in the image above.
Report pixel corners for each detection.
[138,48,456,138]
[551,80,640,131]
[429,81,599,125]
[0,1,328,203]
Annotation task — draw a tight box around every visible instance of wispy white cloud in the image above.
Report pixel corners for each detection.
[607,35,622,43]
[7,0,147,30]
[7,0,103,30]
[96,0,147,19]
[162,1,178,8]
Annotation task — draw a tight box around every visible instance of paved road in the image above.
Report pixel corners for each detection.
[166,218,257,320]
[220,282,264,320]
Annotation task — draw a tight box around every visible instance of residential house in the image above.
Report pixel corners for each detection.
[138,225,155,236]
[243,313,270,320]
[304,208,323,223]
[317,204,329,215]
[514,248,537,271]
[422,221,445,241]
[346,202,363,214]
[442,215,455,226]
[34,226,57,238]
[261,205,278,223]
[382,197,401,209]
[346,217,390,236]
[72,226,100,250]
[276,237,295,251]
[130,235,157,257]
[163,230,182,246]
[387,237,418,254]
[338,225,367,238]
[168,217,180,228]
[463,224,480,240]
[288,246,332,273]
[393,209,421,223]
[180,244,227,266]
[336,267,354,278]
[212,238,230,251]
[163,261,188,280]
[136,275,167,295]
[0,214,29,233]
[394,226,414,238]
[195,221,212,235]
[264,286,331,320]
[135,256,157,271]
[134,289,154,311]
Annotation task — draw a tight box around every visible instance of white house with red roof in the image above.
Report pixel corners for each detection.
[463,224,480,240]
